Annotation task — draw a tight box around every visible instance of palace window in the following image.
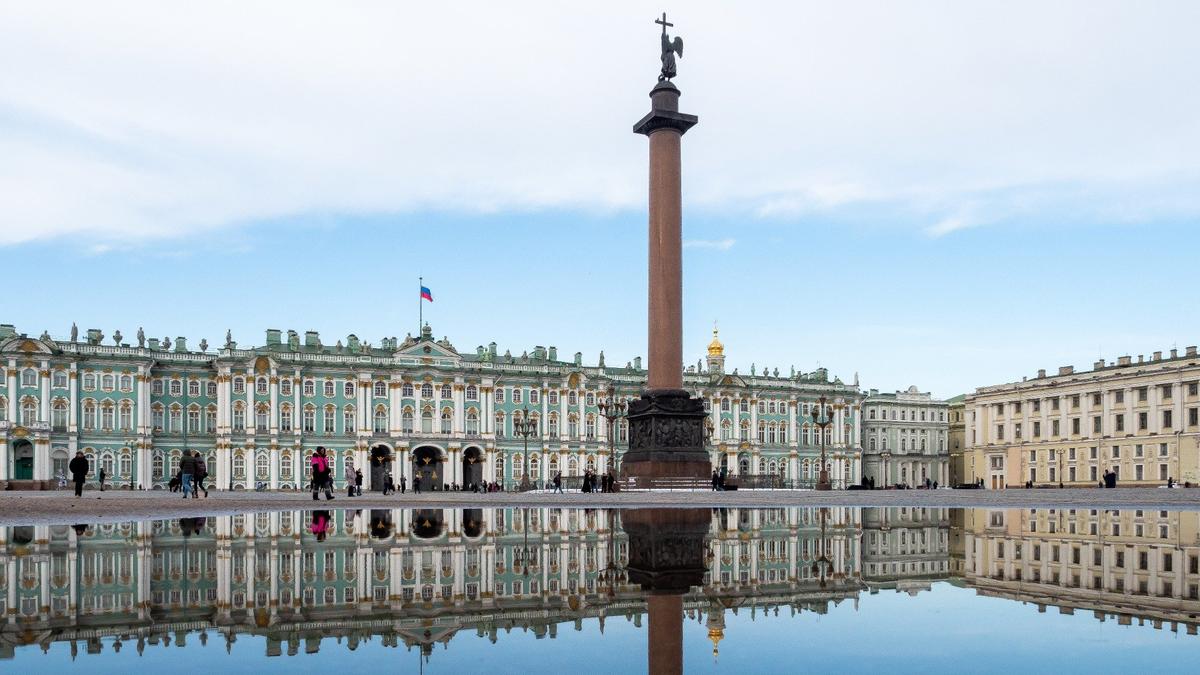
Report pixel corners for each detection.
[739,400,748,413]
[466,410,479,435]
[548,390,558,405]
[568,416,579,439]
[232,377,245,395]
[758,401,765,415]
[344,381,355,398]
[402,382,414,397]
[421,383,433,399]
[187,379,200,397]
[585,415,596,440]
[232,404,245,432]
[721,397,730,412]
[303,380,315,397]
[206,407,217,432]
[256,453,269,480]
[52,370,67,388]
[343,406,356,434]
[188,407,200,433]
[568,391,577,406]
[233,453,245,478]
[206,382,217,398]
[84,373,97,391]
[421,408,433,434]
[586,392,595,406]
[51,400,67,431]
[153,455,164,479]
[256,406,269,432]
[374,381,387,398]
[281,406,293,432]
[401,409,414,433]
[548,413,559,439]
[758,422,765,443]
[279,378,293,397]
[281,454,293,481]
[256,377,269,395]
[303,407,316,433]
[100,373,115,391]
[20,368,37,387]
[513,388,523,404]
[323,406,336,433]
[323,380,335,398]
[441,409,452,434]
[441,384,452,399]
[150,405,162,431]
[374,406,387,433]
[495,413,506,438]
[98,402,114,430]
[466,385,478,401]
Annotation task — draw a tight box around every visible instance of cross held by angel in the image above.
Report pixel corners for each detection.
[657,12,683,82]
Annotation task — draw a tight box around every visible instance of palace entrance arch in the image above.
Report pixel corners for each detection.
[462,446,483,489]
[369,445,392,492]
[12,440,33,481]
[412,446,444,491]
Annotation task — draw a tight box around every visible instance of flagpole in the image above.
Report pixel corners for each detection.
[419,276,423,335]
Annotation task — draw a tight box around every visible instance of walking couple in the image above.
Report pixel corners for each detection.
[311,446,336,501]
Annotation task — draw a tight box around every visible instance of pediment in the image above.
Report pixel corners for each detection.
[395,339,461,361]
[717,373,747,388]
[0,336,57,355]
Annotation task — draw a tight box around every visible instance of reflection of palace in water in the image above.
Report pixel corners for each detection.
[2,506,1198,661]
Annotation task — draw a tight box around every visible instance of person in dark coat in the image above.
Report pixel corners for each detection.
[355,469,364,496]
[400,474,407,494]
[179,451,197,499]
[69,451,89,497]
[711,470,720,491]
[98,467,106,492]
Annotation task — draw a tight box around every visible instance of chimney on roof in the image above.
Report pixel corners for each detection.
[1094,359,1106,369]
[548,346,557,361]
[574,352,583,366]
[633,356,642,370]
[266,329,281,346]
[174,337,187,352]
[1037,369,1046,378]
[1153,351,1163,361]
[1170,348,1178,359]
[1058,366,1074,376]
[488,342,497,358]
[1187,346,1198,357]
[1138,355,1144,364]
[1118,355,1132,366]
[305,331,320,348]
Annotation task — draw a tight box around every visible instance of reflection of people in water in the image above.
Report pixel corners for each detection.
[310,510,331,542]
[72,524,88,536]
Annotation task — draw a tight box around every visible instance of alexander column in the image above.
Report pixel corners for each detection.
[623,13,711,484]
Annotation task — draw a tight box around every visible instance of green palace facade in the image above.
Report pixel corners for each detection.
[0,322,863,491]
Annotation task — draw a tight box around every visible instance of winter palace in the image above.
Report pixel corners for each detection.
[0,322,872,491]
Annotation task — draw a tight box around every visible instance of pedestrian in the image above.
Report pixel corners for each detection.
[311,447,334,501]
[179,450,197,499]
[193,451,209,498]
[414,475,422,494]
[400,474,407,494]
[355,469,364,497]
[69,451,88,497]
[711,470,720,491]
[552,471,563,494]
[607,470,617,493]
[98,467,106,492]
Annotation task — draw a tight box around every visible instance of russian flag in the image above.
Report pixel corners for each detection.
[420,286,433,302]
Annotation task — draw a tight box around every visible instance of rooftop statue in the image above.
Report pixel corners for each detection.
[656,13,683,82]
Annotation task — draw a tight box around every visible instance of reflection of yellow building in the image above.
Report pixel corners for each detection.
[961,508,1200,634]
[963,347,1200,488]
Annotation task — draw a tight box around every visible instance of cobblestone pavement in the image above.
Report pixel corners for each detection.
[1,487,1199,524]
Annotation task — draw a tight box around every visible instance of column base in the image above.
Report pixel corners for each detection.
[622,389,711,482]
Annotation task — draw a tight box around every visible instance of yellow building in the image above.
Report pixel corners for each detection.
[963,346,1200,488]
[946,395,966,486]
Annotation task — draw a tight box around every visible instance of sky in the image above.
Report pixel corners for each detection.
[2,1,1198,398]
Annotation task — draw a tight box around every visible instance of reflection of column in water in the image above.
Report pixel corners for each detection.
[624,509,710,675]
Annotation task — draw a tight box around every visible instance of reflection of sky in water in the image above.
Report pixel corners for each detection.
[6,508,1200,674]
[22,584,1198,674]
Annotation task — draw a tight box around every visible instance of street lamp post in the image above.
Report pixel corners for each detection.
[598,386,628,479]
[513,406,537,491]
[811,396,834,491]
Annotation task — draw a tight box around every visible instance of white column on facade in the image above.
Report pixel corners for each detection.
[39,360,50,423]
[6,361,16,423]
[270,369,279,435]
[68,363,78,431]
[788,400,797,447]
[454,384,465,434]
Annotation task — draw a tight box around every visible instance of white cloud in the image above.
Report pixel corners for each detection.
[683,238,736,250]
[2,1,1199,246]
[924,216,975,238]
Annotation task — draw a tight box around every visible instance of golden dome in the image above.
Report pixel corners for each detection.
[707,626,724,659]
[707,325,724,357]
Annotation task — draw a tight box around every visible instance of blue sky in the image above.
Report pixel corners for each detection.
[2,2,1198,398]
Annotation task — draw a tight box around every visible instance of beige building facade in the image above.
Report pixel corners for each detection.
[963,346,1200,489]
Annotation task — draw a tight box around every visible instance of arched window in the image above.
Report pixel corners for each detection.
[721,419,731,440]
[232,377,245,394]
[757,421,765,443]
[101,401,115,430]
[421,383,433,399]
[101,453,115,478]
[21,398,38,426]
[512,454,524,478]
[567,457,579,476]
[256,404,270,432]
[530,453,541,477]
[585,414,596,439]
[585,392,595,406]
[494,455,505,481]
[343,381,356,398]
[548,390,559,405]
[279,378,292,397]
[206,381,218,398]
[304,405,317,433]
[402,383,414,397]
[303,379,315,396]
[51,400,68,430]
[465,385,478,401]
[101,373,114,391]
[281,453,293,481]
[52,370,68,388]
[343,406,355,434]
[153,454,164,479]
[739,420,750,441]
[323,405,335,433]
[82,373,96,390]
[779,425,787,444]
[568,391,578,406]
[466,409,479,435]
[440,384,452,400]
[168,405,182,433]
[374,405,387,433]
[18,369,36,387]
[401,407,414,434]
[568,415,579,439]
[529,388,540,404]
[256,377,268,395]
[549,454,560,471]
[548,413,559,439]
[256,453,269,479]
[421,407,433,434]
[721,397,730,411]
[150,403,162,431]
[280,404,293,432]
[0,396,6,423]
[586,455,596,472]
[440,408,452,434]
[869,437,877,451]
[233,452,246,478]
[373,381,387,398]
[758,458,766,473]
[232,403,245,431]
